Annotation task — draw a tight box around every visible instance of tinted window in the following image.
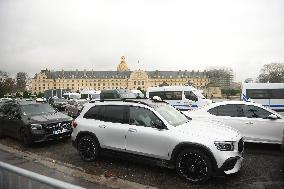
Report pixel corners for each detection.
[0,103,18,115]
[101,93,119,99]
[247,89,284,99]
[242,105,271,119]
[103,106,127,123]
[149,91,182,100]
[208,107,218,115]
[149,92,164,99]
[129,107,160,127]
[208,104,244,117]
[271,89,284,99]
[184,91,198,101]
[84,105,127,123]
[83,105,104,120]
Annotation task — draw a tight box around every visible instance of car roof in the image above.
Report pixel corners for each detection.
[88,98,167,108]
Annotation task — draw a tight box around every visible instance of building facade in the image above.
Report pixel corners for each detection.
[206,66,234,89]
[32,57,210,94]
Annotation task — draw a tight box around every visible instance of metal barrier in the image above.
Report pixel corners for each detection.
[0,161,85,189]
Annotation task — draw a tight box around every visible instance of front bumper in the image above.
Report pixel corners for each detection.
[30,129,72,143]
[222,156,243,174]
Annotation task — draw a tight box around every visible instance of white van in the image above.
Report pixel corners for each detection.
[63,92,81,100]
[131,90,145,98]
[242,83,284,111]
[146,86,212,110]
[81,90,101,100]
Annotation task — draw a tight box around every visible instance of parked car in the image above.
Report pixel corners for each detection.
[184,101,284,144]
[65,99,89,117]
[71,99,244,183]
[50,98,68,111]
[0,101,73,147]
[0,98,12,103]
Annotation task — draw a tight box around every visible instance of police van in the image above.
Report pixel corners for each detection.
[146,86,212,110]
[242,83,284,111]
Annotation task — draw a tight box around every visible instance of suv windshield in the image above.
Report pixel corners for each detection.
[21,104,56,116]
[154,104,189,126]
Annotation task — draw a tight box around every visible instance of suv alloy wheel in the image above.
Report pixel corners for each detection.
[176,149,213,183]
[78,135,99,162]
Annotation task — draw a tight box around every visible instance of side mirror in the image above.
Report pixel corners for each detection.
[152,119,166,129]
[266,114,278,120]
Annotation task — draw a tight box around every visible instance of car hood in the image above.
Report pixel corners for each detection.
[25,112,72,124]
[175,119,240,141]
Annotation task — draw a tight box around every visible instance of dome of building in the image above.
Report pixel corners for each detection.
[117,56,130,72]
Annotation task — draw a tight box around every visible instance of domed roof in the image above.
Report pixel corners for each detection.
[117,56,129,72]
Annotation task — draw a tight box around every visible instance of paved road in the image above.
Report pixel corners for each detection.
[0,137,283,189]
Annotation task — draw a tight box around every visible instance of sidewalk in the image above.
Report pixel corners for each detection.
[0,149,110,189]
[0,143,155,189]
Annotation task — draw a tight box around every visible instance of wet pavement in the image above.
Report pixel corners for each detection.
[0,137,283,189]
[0,148,111,189]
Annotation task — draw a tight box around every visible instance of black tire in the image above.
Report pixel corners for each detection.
[20,128,33,147]
[176,149,213,183]
[78,135,99,162]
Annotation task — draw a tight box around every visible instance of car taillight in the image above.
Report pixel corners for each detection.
[72,121,78,128]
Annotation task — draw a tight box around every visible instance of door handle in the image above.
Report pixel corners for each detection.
[245,122,253,125]
[99,125,106,128]
[128,128,137,133]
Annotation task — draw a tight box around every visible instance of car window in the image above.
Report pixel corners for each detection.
[184,91,197,101]
[208,104,244,117]
[242,105,271,119]
[1,103,18,115]
[0,103,12,115]
[129,106,160,128]
[83,105,127,124]
[21,104,56,116]
[154,104,189,126]
[103,106,127,123]
[83,105,103,120]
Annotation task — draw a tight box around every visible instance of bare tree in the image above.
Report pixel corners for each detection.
[258,63,284,83]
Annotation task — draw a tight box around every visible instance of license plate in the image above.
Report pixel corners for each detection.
[53,129,67,135]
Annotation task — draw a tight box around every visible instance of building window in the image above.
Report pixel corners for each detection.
[134,81,136,85]
[142,81,144,85]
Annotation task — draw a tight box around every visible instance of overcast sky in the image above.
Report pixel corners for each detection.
[0,0,284,81]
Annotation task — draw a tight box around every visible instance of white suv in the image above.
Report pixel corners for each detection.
[71,99,244,183]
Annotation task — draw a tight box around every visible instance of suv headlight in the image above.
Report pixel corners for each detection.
[30,124,43,130]
[214,141,234,151]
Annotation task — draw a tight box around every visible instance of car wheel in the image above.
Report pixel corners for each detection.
[78,135,99,162]
[20,128,33,147]
[176,149,213,183]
